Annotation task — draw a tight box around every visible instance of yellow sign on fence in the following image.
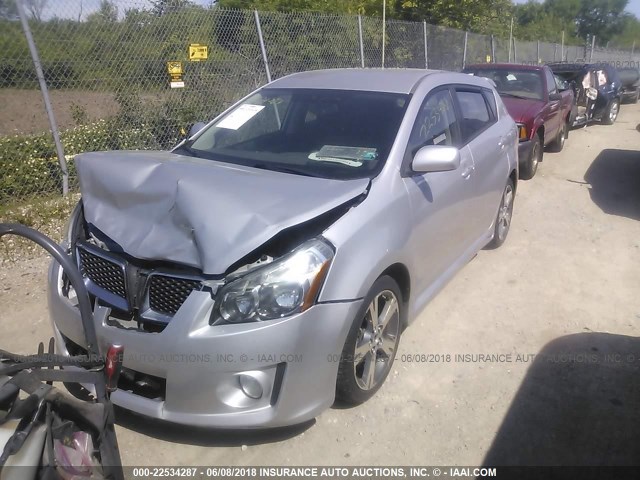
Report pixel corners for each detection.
[189,44,208,61]
[167,61,183,75]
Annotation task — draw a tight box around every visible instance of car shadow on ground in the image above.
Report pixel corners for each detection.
[583,149,640,221]
[112,406,315,447]
[483,332,640,466]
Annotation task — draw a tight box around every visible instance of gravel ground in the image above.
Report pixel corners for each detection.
[1,104,639,467]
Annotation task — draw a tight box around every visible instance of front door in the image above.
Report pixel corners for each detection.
[402,87,478,303]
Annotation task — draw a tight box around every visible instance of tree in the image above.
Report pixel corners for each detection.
[392,0,514,36]
[87,0,118,23]
[574,0,629,44]
[545,0,629,44]
[514,0,579,43]
[218,0,386,16]
[150,0,194,16]
[24,0,48,21]
[609,12,640,48]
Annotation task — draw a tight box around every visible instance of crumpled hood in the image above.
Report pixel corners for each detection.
[75,151,368,274]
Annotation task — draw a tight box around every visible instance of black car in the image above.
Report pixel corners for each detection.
[617,67,640,104]
[548,63,622,126]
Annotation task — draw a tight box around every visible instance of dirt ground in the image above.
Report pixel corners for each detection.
[0,89,119,136]
[1,104,639,468]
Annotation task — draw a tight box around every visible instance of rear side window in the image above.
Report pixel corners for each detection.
[545,69,558,94]
[455,90,493,144]
[482,90,498,118]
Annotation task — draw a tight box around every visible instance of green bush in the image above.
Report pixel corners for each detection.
[0,119,156,202]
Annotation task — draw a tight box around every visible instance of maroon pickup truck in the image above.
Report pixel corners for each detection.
[463,64,574,179]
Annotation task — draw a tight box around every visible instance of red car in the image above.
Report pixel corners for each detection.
[463,64,574,179]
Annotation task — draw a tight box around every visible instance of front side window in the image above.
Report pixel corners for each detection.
[456,90,493,143]
[407,89,458,156]
[177,88,409,180]
[545,69,558,94]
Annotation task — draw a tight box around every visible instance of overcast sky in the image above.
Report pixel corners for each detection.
[513,0,640,18]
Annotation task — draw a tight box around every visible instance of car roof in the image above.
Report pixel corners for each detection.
[264,68,444,94]
[465,63,545,72]
[547,63,588,71]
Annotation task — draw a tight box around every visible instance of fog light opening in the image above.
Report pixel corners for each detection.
[239,374,263,399]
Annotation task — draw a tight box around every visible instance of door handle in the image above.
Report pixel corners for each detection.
[498,137,507,149]
[461,164,474,178]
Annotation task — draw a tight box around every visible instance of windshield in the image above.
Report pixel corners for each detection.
[175,88,409,180]
[467,69,544,101]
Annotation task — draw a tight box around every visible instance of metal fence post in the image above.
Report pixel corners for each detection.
[423,21,428,69]
[590,35,596,62]
[358,15,365,68]
[513,37,517,63]
[537,40,540,64]
[490,35,495,63]
[16,0,68,196]
[254,10,271,83]
[553,43,557,62]
[462,31,468,69]
[381,0,386,68]
[508,17,513,62]
[561,31,564,61]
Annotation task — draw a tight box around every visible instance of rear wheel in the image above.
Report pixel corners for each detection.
[548,121,567,153]
[520,134,541,180]
[335,276,402,405]
[486,177,515,249]
[602,99,620,125]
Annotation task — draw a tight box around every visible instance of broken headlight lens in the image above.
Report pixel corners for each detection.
[211,238,334,325]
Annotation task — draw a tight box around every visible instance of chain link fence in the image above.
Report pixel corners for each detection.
[1,0,639,236]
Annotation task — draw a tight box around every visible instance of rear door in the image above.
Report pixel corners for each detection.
[452,86,508,235]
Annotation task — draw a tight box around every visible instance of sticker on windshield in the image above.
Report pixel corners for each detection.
[309,145,378,167]
[506,74,517,81]
[216,104,265,130]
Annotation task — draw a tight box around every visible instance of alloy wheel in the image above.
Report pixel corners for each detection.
[497,183,514,241]
[353,290,400,391]
[609,101,619,123]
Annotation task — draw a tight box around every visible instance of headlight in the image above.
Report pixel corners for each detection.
[210,238,334,325]
[517,123,528,142]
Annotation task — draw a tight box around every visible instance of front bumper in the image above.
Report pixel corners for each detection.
[47,260,362,428]
[517,140,534,169]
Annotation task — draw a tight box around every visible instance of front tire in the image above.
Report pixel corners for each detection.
[486,177,515,249]
[335,276,402,405]
[602,99,620,125]
[520,134,541,180]
[548,121,567,153]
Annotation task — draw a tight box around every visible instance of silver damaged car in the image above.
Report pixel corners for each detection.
[48,69,518,428]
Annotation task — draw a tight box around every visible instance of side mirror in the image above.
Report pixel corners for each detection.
[189,122,206,138]
[549,92,562,101]
[412,145,460,173]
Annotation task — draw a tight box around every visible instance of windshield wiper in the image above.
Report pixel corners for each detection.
[251,163,321,178]
[500,92,533,100]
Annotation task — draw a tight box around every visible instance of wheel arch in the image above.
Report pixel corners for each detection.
[379,263,411,328]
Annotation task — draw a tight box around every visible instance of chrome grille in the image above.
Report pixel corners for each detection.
[147,275,201,316]
[77,246,126,299]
